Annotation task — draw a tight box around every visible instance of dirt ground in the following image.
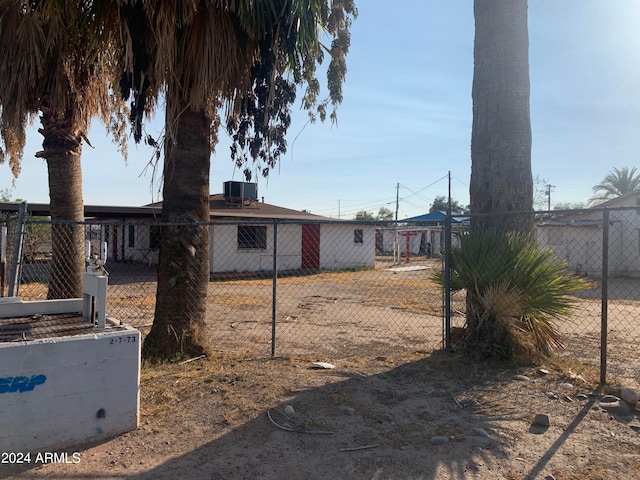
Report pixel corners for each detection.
[4,263,640,479]
[3,350,640,480]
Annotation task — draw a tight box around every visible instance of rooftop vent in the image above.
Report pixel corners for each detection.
[223,181,258,203]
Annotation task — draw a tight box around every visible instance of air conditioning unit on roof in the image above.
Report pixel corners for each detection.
[223,181,258,202]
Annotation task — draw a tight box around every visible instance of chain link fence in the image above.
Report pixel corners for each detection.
[445,207,640,388]
[2,207,639,389]
[1,215,445,359]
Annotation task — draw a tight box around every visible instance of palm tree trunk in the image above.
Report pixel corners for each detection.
[470,0,533,234]
[143,95,211,358]
[38,108,85,299]
[466,0,533,351]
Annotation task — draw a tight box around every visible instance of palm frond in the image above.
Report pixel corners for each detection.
[590,167,640,206]
[433,229,590,362]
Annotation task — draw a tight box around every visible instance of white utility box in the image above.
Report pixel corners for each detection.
[0,274,140,453]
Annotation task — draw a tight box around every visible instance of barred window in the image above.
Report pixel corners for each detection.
[128,225,135,248]
[149,226,162,250]
[354,229,364,244]
[238,225,267,250]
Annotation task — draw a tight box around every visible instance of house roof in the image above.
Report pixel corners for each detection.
[536,190,640,227]
[144,194,329,221]
[536,219,605,228]
[0,202,161,219]
[591,190,640,209]
[0,195,331,222]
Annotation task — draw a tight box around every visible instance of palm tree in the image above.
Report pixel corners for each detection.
[469,0,533,233]
[115,1,356,357]
[433,230,589,362]
[0,2,126,299]
[589,167,640,206]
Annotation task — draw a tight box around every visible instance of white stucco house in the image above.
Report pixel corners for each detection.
[1,183,375,274]
[535,191,640,277]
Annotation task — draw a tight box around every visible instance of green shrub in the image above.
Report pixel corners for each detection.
[434,230,590,363]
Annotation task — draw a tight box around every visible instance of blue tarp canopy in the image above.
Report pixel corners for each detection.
[403,210,468,224]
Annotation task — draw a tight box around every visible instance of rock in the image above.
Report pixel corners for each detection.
[621,387,639,406]
[568,371,586,383]
[599,400,631,417]
[537,368,550,375]
[284,405,295,416]
[534,414,550,427]
[343,406,355,416]
[312,362,335,369]
[380,414,394,424]
[473,428,490,438]
[600,395,619,403]
[513,374,531,381]
[559,382,574,391]
[430,436,449,445]
[545,475,557,480]
[544,392,558,400]
[575,393,589,401]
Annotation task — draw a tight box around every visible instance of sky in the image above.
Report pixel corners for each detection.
[2,0,640,220]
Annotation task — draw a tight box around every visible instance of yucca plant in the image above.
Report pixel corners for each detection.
[434,230,590,363]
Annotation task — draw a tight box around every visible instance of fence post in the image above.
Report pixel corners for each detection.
[1,224,6,297]
[600,209,609,385]
[443,213,452,349]
[7,201,27,297]
[271,221,278,357]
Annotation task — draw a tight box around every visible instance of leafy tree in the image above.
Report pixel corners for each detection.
[433,230,589,363]
[0,2,126,299]
[589,167,640,206]
[0,188,11,202]
[376,207,394,221]
[430,195,468,214]
[354,210,374,220]
[532,175,551,211]
[116,1,357,358]
[23,218,52,264]
[469,0,533,233]
[0,191,50,264]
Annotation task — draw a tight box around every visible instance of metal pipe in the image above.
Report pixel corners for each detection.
[271,221,278,357]
[1,225,6,297]
[600,209,609,385]
[8,202,27,297]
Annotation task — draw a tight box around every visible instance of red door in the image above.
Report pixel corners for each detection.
[301,224,320,270]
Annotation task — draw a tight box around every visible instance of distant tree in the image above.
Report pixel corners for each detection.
[533,175,550,210]
[589,167,640,206]
[430,195,468,214]
[0,190,51,263]
[354,210,374,220]
[553,201,586,211]
[24,219,52,264]
[376,207,394,221]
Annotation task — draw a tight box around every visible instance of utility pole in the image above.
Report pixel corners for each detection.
[394,183,399,225]
[447,171,452,216]
[545,184,555,211]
